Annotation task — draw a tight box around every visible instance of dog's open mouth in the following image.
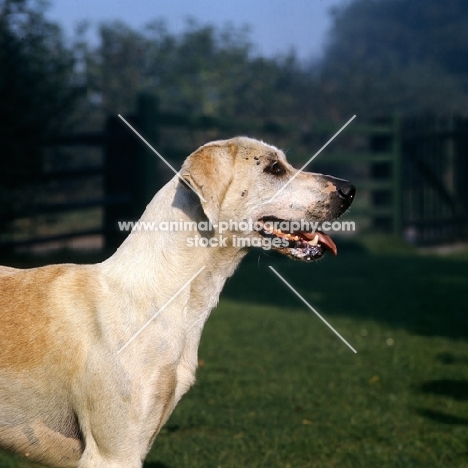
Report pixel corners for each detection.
[257,217,337,262]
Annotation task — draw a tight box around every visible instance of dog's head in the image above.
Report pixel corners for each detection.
[181,137,355,262]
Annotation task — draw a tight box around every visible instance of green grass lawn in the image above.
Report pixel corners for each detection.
[1,240,468,467]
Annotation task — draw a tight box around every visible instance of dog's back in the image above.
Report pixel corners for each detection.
[0,265,93,467]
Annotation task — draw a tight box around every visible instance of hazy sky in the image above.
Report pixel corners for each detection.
[47,0,348,61]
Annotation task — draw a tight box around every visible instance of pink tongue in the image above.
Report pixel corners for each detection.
[303,231,338,256]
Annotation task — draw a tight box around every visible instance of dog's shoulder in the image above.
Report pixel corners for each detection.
[0,263,99,371]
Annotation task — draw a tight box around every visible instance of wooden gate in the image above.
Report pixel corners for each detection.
[401,116,468,245]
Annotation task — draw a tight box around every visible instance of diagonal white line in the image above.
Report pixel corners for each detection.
[117,266,206,354]
[268,115,356,203]
[118,114,207,203]
[268,266,357,353]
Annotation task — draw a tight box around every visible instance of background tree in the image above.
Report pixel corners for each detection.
[318,0,468,119]
[0,0,80,180]
[84,19,317,126]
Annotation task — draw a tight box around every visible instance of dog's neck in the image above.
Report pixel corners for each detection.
[101,176,247,327]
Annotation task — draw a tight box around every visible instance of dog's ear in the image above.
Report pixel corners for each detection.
[180,142,238,225]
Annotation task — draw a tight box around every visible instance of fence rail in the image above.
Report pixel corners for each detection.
[1,95,467,254]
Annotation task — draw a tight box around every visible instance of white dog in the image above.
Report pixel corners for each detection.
[0,137,354,467]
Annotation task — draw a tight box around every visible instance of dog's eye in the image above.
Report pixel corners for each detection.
[264,161,286,176]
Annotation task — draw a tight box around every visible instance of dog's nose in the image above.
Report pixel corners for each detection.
[337,182,356,201]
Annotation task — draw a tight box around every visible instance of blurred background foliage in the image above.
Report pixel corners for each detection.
[321,0,468,117]
[2,0,468,154]
[0,0,80,183]
[81,19,312,125]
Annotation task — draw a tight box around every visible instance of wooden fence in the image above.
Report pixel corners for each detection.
[0,94,466,254]
[401,115,468,245]
[128,94,404,238]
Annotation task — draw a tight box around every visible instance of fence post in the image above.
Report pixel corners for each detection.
[392,113,403,237]
[135,93,163,213]
[104,115,139,252]
[369,117,394,233]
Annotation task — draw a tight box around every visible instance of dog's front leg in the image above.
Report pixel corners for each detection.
[77,440,143,468]
[71,351,150,468]
[75,348,181,468]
